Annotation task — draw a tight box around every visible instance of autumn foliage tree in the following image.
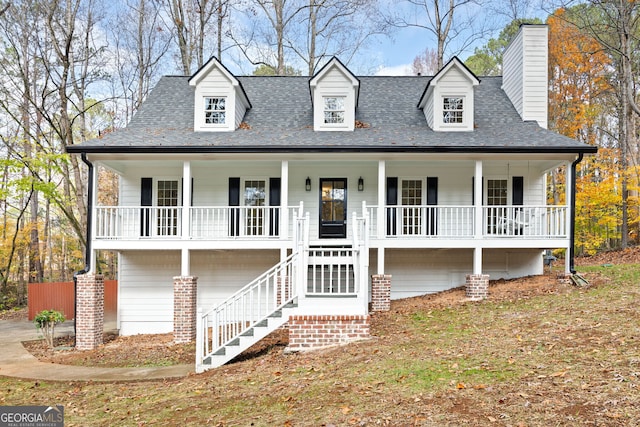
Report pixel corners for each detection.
[547,7,631,254]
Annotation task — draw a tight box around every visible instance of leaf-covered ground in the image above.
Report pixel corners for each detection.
[2,254,640,426]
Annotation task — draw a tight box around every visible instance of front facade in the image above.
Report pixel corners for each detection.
[68,25,596,371]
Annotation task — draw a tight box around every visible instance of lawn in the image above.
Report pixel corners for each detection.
[1,264,639,426]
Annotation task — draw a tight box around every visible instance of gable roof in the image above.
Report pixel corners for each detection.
[188,56,252,108]
[417,57,480,109]
[67,74,596,155]
[309,56,360,106]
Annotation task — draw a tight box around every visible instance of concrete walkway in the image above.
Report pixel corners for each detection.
[0,319,193,381]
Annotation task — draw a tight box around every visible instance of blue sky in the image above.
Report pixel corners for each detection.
[370,1,551,76]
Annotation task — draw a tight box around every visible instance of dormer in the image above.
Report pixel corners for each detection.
[417,57,480,132]
[309,57,360,131]
[189,57,251,132]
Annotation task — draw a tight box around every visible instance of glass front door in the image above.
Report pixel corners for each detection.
[319,178,347,238]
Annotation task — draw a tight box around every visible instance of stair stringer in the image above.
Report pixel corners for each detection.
[197,300,297,372]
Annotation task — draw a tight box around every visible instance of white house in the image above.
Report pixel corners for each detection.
[67,25,596,372]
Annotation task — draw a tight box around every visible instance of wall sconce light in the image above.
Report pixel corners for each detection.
[305,177,311,191]
[358,177,364,191]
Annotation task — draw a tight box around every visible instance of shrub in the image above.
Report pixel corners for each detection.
[34,309,65,348]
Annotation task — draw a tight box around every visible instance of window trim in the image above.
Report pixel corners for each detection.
[322,96,346,126]
[441,95,466,128]
[202,95,227,127]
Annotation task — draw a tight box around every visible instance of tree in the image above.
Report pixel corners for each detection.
[162,0,232,75]
[384,0,493,69]
[252,63,301,75]
[411,47,438,75]
[289,0,382,75]
[550,1,640,248]
[465,17,543,76]
[109,0,171,125]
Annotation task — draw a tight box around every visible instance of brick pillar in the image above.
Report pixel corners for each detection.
[371,274,392,312]
[76,274,104,350]
[556,273,573,285]
[174,276,198,343]
[287,315,370,351]
[466,274,489,300]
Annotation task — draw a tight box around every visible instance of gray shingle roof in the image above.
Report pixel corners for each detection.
[68,75,595,154]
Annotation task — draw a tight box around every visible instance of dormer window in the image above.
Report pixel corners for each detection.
[189,57,251,132]
[417,57,479,132]
[309,57,360,131]
[443,97,464,124]
[324,97,345,124]
[205,97,226,124]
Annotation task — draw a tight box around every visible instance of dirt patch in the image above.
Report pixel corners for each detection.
[0,307,27,321]
[20,270,580,369]
[8,252,613,369]
[575,245,640,266]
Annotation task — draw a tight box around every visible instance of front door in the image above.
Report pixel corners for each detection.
[319,178,347,238]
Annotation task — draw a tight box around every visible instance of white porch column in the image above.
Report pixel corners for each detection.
[182,161,191,240]
[89,162,98,273]
[181,248,190,276]
[281,160,289,240]
[565,160,572,273]
[474,160,483,240]
[377,160,386,274]
[473,246,483,275]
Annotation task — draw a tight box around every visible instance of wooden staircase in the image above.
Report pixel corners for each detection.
[196,252,300,373]
[200,299,297,369]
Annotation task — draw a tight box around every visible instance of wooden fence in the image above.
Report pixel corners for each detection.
[28,280,117,321]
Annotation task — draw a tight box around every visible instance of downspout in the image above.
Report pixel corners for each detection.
[72,153,94,337]
[569,152,584,274]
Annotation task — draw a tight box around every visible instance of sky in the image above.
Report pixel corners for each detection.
[369,1,551,76]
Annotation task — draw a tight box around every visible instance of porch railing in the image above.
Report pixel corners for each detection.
[383,205,475,238]
[483,206,567,237]
[95,206,182,239]
[95,204,568,241]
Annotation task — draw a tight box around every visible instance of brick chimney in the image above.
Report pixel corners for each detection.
[502,24,549,129]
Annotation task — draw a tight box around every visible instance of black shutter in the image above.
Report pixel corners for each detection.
[269,178,281,236]
[386,177,398,236]
[512,176,524,205]
[140,178,152,237]
[427,177,438,235]
[229,177,240,236]
[426,177,438,205]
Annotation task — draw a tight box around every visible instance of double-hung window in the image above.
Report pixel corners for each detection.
[204,97,226,124]
[157,180,179,236]
[443,97,464,124]
[323,97,345,124]
[401,179,423,235]
[243,179,266,236]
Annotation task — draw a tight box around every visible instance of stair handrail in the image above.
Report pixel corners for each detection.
[197,212,310,369]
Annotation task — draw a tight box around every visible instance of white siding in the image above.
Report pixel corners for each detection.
[423,90,434,129]
[288,161,378,240]
[192,250,280,311]
[383,248,543,300]
[484,249,543,279]
[312,65,357,131]
[385,249,472,298]
[118,251,180,335]
[502,25,548,129]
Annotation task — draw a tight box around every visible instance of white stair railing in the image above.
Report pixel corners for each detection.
[196,212,309,369]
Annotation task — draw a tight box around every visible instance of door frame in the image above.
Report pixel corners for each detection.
[318,178,347,239]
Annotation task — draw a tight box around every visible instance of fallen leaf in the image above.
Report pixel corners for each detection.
[341,406,352,414]
[457,382,466,389]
